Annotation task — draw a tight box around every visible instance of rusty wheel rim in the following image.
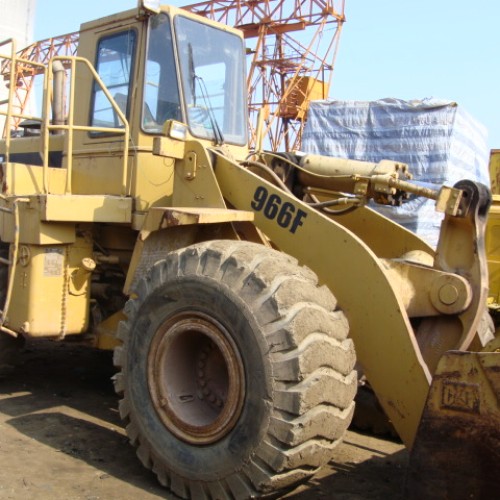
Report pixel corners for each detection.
[148,311,245,445]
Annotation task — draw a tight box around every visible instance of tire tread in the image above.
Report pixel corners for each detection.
[114,240,356,499]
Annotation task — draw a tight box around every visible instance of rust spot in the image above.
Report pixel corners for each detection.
[468,366,479,376]
[0,166,6,193]
[440,380,480,414]
[386,400,405,419]
[161,211,180,228]
[433,370,463,380]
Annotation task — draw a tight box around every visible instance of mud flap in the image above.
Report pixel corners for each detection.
[406,351,500,499]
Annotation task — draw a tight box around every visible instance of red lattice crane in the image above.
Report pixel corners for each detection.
[2,1,346,151]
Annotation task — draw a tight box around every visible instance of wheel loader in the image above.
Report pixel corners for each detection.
[0,3,498,498]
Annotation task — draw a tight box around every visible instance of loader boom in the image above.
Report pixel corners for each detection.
[212,149,490,449]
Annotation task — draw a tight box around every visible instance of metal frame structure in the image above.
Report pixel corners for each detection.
[0,33,78,133]
[1,1,346,151]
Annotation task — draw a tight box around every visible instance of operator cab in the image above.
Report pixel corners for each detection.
[70,4,249,203]
[86,7,247,146]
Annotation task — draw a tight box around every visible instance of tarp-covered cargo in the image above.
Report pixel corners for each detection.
[302,98,490,246]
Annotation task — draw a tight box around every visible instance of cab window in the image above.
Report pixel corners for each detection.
[143,13,182,133]
[90,30,136,129]
[175,16,247,145]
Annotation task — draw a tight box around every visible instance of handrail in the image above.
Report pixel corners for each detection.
[0,38,47,159]
[43,56,130,195]
[1,45,130,196]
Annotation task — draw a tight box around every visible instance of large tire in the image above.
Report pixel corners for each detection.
[114,240,356,499]
[0,244,24,376]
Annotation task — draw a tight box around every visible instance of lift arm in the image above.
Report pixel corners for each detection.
[213,149,491,450]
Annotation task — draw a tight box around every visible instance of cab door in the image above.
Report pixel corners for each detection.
[70,12,144,196]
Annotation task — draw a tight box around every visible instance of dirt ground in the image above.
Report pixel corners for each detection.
[0,340,407,500]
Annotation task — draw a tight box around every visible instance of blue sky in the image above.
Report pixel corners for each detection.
[34,0,500,150]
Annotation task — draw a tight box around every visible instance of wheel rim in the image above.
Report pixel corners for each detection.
[148,311,245,445]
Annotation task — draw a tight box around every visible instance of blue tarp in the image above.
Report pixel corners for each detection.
[302,98,490,247]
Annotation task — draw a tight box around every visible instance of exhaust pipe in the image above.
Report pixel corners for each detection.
[52,60,66,132]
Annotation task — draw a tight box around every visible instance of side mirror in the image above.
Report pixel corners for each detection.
[139,0,160,14]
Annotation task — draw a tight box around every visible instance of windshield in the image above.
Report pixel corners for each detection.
[174,16,247,145]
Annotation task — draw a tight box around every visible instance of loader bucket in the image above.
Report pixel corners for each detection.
[406,351,500,499]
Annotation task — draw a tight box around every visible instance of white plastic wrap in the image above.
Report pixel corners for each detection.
[302,98,490,247]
